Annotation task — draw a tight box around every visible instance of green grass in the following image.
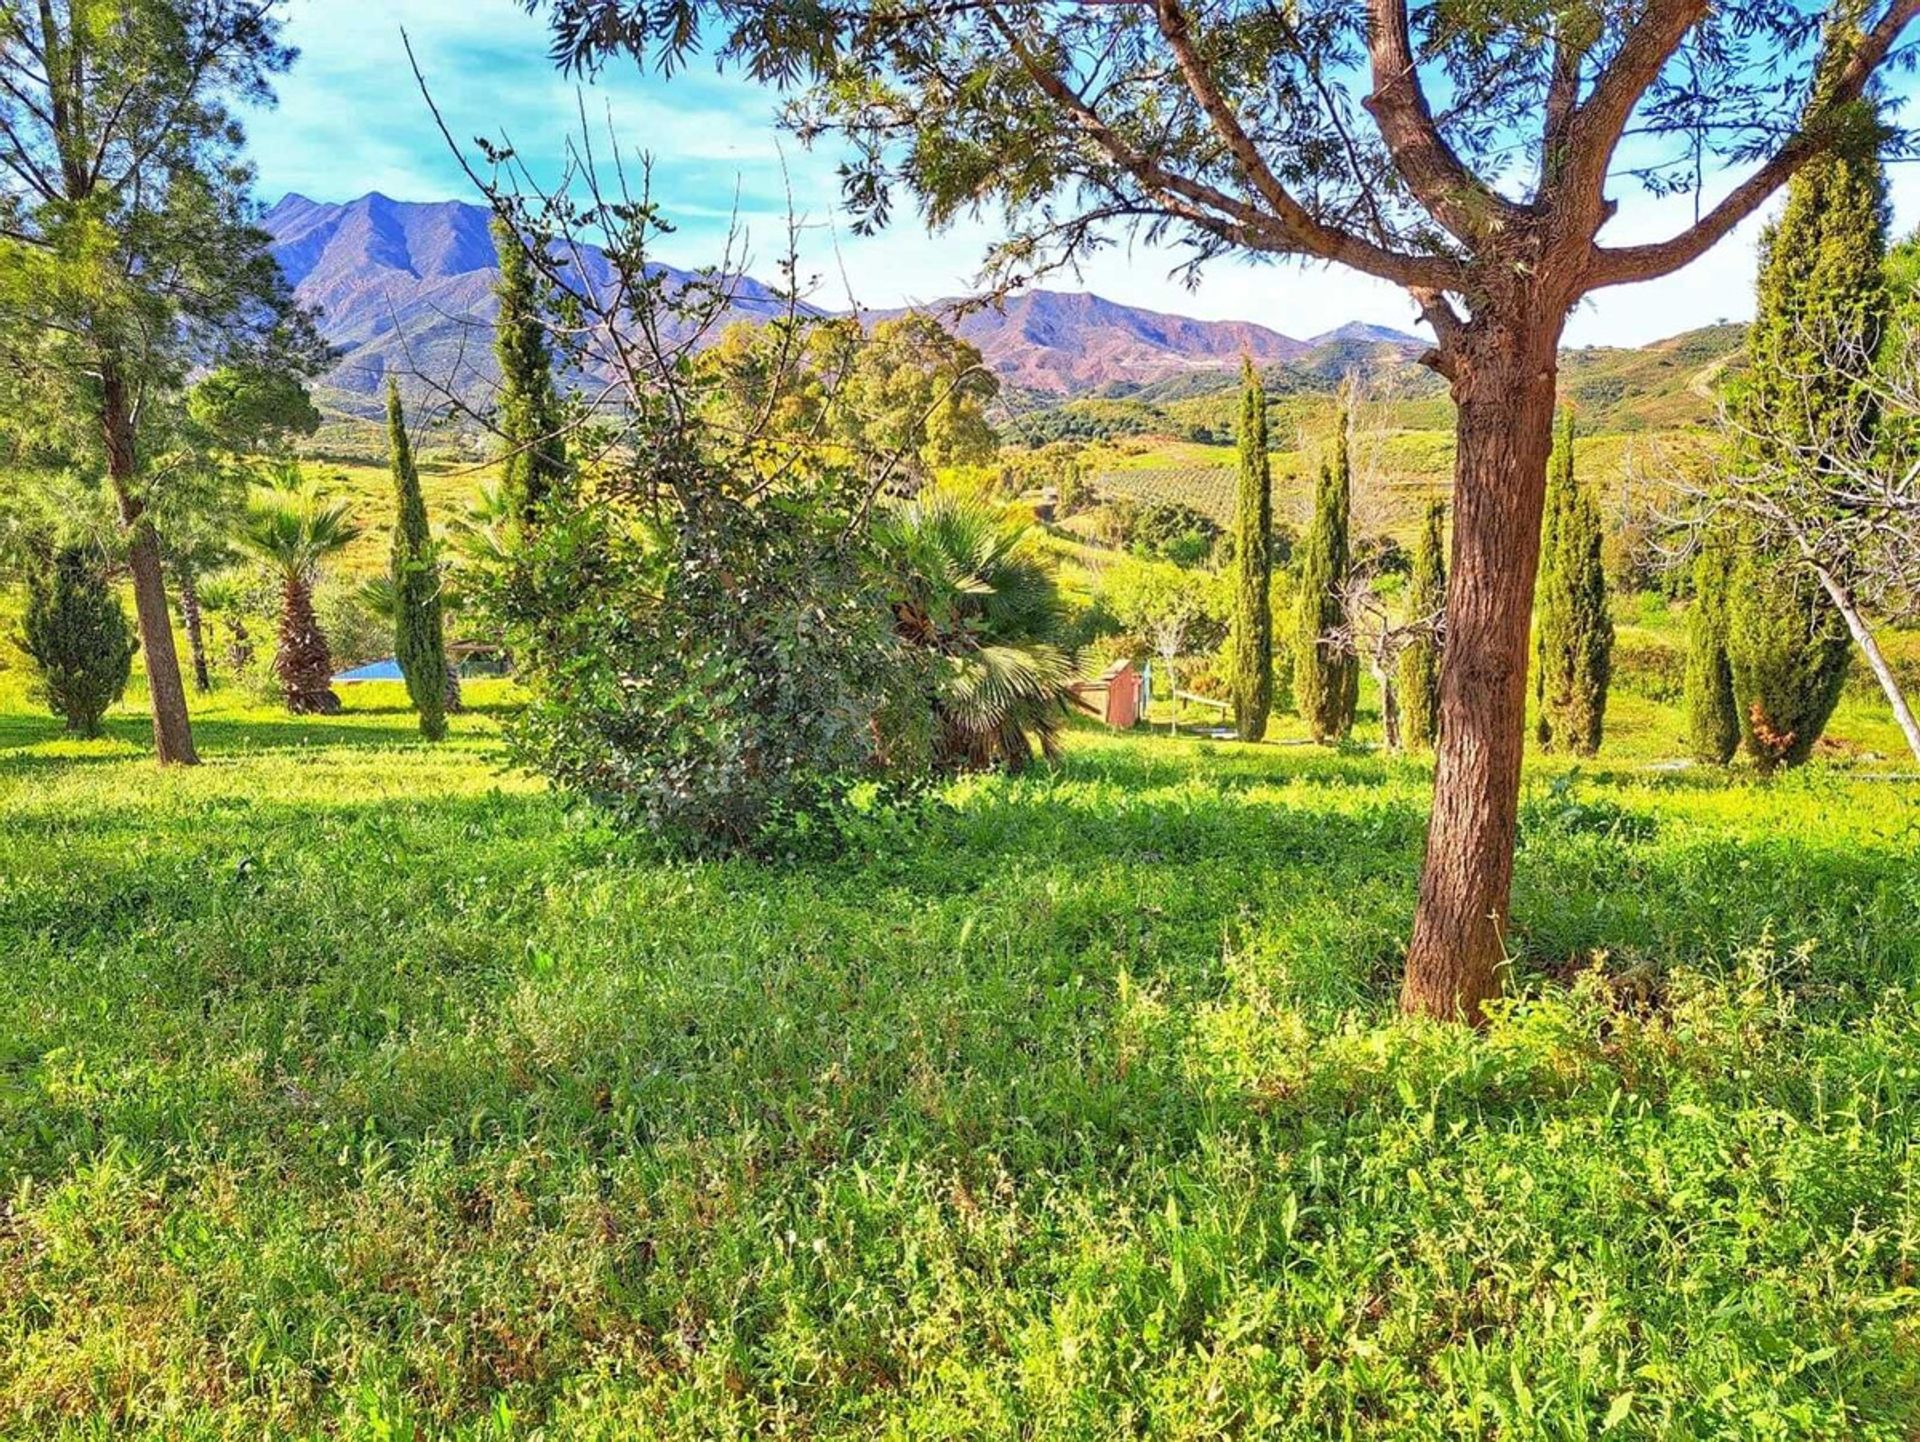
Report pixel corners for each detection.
[3,668,1920,1438]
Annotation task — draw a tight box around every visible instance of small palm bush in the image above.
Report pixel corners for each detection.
[876,495,1076,772]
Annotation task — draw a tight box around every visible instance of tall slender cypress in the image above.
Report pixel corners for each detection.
[1534,409,1612,755]
[1400,498,1446,750]
[1294,391,1357,742]
[1727,550,1851,774]
[388,380,449,742]
[493,217,569,526]
[1723,23,1881,770]
[1684,540,1739,765]
[1230,359,1274,740]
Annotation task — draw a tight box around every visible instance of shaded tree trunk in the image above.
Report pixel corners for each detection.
[1401,325,1560,1022]
[1811,563,1920,763]
[226,614,254,675]
[275,576,341,715]
[179,570,211,693]
[103,364,199,765]
[444,661,464,715]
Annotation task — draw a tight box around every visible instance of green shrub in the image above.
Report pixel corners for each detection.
[1130,499,1220,567]
[1610,633,1687,705]
[20,544,134,736]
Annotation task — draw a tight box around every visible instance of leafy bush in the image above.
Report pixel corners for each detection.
[1612,632,1687,704]
[314,581,389,671]
[494,488,905,856]
[1130,499,1221,566]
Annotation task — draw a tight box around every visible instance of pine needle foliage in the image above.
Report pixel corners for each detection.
[1293,394,1356,743]
[1230,359,1274,741]
[1399,499,1446,751]
[1534,410,1613,755]
[1685,541,1740,765]
[493,218,569,526]
[387,381,449,741]
[21,546,135,737]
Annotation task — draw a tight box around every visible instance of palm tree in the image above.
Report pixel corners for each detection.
[239,483,362,714]
[875,494,1075,772]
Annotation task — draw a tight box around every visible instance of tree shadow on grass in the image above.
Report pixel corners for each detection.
[0,703,522,764]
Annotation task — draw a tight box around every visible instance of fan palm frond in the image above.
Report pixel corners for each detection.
[878,493,1077,771]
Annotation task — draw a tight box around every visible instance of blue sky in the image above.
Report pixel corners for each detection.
[244,0,1920,348]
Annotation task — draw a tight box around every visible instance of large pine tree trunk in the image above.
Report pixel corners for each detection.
[103,364,199,766]
[179,570,211,693]
[1401,329,1560,1022]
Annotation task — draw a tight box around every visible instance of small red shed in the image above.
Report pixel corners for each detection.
[1068,658,1146,729]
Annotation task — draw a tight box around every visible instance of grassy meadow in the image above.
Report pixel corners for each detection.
[3,648,1919,1438]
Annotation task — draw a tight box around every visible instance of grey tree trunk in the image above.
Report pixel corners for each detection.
[1810,563,1920,763]
[179,570,211,693]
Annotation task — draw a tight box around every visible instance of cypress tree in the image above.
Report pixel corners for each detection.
[1294,393,1357,742]
[1399,498,1446,750]
[387,380,449,742]
[1727,550,1851,774]
[493,217,569,526]
[22,546,136,738]
[1533,409,1612,755]
[1723,27,1883,770]
[1684,540,1739,765]
[1230,359,1274,741]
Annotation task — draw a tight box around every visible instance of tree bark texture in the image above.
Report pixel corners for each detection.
[275,576,342,715]
[1401,325,1561,1022]
[103,365,200,765]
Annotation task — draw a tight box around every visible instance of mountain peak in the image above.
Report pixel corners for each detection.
[1307,320,1425,348]
[262,192,1424,407]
